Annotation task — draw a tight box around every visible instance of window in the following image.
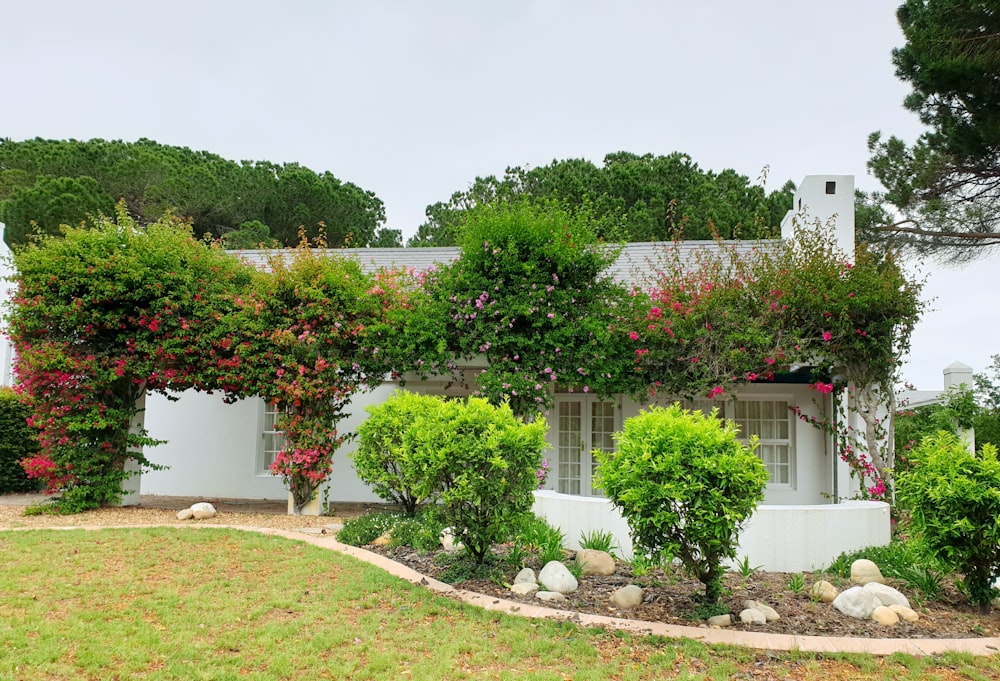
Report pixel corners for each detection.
[555,397,619,496]
[734,399,792,485]
[681,396,794,486]
[259,401,287,475]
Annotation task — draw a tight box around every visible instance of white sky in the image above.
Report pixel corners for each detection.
[1,0,995,390]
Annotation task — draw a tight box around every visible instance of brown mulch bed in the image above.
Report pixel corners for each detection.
[366,544,1000,640]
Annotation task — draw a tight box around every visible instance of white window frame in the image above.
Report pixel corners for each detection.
[552,395,620,497]
[257,400,287,476]
[683,395,796,489]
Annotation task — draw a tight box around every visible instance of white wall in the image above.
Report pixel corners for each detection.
[533,491,890,572]
[780,175,856,260]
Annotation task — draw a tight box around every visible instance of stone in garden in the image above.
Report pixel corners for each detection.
[538,561,578,594]
[850,559,885,585]
[810,580,838,604]
[742,600,779,622]
[706,614,733,627]
[371,532,392,546]
[536,591,567,603]
[440,528,460,552]
[863,582,910,609]
[610,585,644,609]
[888,604,920,622]
[739,608,767,625]
[513,567,536,585]
[871,605,899,626]
[576,549,616,576]
[190,502,216,520]
[832,586,881,619]
[510,582,539,596]
[176,508,194,521]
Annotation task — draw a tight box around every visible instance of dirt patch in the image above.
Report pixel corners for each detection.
[366,545,1000,640]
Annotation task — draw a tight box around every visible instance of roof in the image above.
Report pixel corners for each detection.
[229,239,778,288]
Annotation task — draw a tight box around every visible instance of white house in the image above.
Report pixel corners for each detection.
[2,176,893,570]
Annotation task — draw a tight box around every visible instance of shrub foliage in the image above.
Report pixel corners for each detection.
[596,404,767,604]
[0,388,37,493]
[896,431,1000,613]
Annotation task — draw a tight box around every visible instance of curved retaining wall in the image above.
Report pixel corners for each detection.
[532,491,890,572]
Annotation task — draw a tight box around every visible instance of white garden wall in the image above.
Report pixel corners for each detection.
[533,490,890,572]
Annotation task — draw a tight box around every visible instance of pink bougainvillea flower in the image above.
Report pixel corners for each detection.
[822,331,833,342]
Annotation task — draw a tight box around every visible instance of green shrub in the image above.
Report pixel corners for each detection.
[0,388,38,494]
[896,431,1000,613]
[595,403,767,604]
[336,512,402,546]
[411,397,548,563]
[354,391,447,515]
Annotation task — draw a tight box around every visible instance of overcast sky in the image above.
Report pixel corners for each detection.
[2,0,996,390]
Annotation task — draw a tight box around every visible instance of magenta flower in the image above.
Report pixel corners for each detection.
[822,331,833,341]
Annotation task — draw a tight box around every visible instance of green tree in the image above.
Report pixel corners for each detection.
[867,0,1000,259]
[409,152,793,247]
[0,175,114,245]
[0,138,386,247]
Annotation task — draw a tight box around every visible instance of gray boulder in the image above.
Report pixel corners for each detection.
[832,586,881,619]
[538,561,578,594]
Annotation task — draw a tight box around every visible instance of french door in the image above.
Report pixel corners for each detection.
[554,396,619,496]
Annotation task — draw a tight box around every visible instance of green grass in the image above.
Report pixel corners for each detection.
[0,528,997,680]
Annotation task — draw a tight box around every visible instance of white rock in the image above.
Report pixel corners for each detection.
[190,502,216,520]
[833,586,882,619]
[863,582,910,609]
[510,582,539,596]
[440,528,460,552]
[513,567,536,585]
[538,561,578,594]
[706,614,733,627]
[739,608,767,625]
[576,549,616,576]
[176,508,194,521]
[742,600,779,622]
[850,558,885,585]
[888,604,920,622]
[810,580,838,604]
[610,585,644,609]
[535,591,567,603]
[871,605,900,626]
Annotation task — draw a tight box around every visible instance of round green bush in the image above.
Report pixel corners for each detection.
[595,403,767,604]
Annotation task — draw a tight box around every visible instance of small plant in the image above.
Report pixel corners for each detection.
[388,511,446,552]
[734,555,763,579]
[895,565,943,603]
[516,515,566,563]
[336,511,402,546]
[787,573,806,593]
[628,552,664,579]
[579,529,616,556]
[504,543,528,568]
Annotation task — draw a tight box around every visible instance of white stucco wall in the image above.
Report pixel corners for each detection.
[533,491,890,572]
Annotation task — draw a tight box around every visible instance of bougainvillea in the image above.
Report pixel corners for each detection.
[8,207,255,512]
[625,219,924,496]
[229,240,394,513]
[419,202,634,416]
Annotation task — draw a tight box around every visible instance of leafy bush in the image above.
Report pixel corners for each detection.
[595,403,767,604]
[410,397,548,563]
[335,512,403,546]
[0,388,38,493]
[354,391,446,515]
[896,431,1000,613]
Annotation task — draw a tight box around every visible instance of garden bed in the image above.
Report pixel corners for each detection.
[366,544,1000,640]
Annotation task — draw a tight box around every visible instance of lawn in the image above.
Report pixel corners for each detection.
[1,528,997,681]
